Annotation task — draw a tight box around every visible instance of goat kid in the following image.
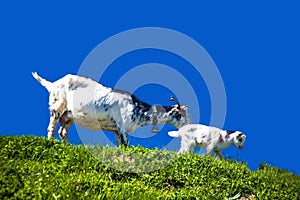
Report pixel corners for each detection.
[168,124,246,159]
[32,72,191,146]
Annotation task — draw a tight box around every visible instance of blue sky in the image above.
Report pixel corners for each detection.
[0,1,299,175]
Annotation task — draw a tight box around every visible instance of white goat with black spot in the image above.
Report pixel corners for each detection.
[32,72,191,146]
[168,124,246,159]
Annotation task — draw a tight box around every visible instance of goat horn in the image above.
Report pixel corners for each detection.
[170,96,181,108]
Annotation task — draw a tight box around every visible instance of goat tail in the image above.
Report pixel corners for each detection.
[32,72,53,92]
[168,131,180,138]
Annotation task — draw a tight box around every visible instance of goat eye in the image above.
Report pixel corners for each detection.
[173,112,181,120]
[238,138,243,142]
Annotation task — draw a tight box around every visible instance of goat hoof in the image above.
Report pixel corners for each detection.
[151,127,159,133]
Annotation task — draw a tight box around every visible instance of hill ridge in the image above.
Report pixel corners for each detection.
[1,136,299,199]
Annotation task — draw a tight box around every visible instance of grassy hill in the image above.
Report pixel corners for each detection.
[1,136,299,199]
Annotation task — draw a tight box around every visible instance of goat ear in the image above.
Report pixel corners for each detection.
[179,106,188,116]
[181,105,188,110]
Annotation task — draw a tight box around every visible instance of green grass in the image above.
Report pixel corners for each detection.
[0,136,299,199]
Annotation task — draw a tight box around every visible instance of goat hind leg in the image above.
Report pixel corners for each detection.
[47,99,67,139]
[47,110,59,139]
[119,130,128,147]
[58,111,73,144]
[58,119,73,145]
[178,139,194,154]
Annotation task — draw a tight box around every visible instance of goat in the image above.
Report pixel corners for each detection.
[168,124,246,159]
[32,72,191,146]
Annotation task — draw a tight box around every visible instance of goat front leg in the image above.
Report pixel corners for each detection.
[214,149,224,159]
[206,146,214,157]
[112,109,130,147]
[113,131,122,146]
[118,129,128,147]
